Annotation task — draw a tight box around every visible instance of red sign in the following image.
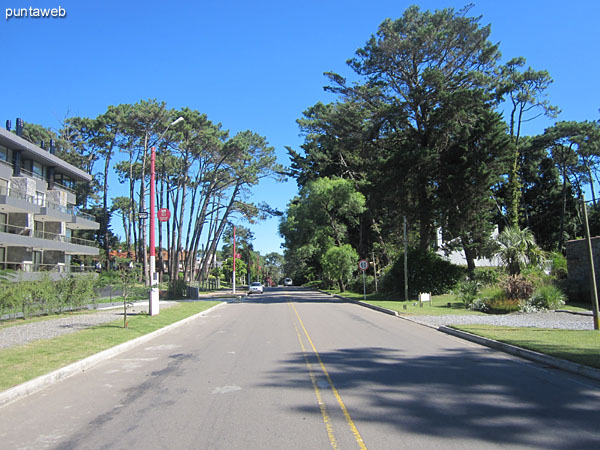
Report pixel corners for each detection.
[358,259,369,271]
[236,254,241,259]
[157,208,171,222]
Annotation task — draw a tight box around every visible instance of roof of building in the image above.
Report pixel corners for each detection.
[0,127,91,182]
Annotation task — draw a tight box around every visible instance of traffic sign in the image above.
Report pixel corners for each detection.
[138,211,148,220]
[157,208,171,222]
[358,259,369,271]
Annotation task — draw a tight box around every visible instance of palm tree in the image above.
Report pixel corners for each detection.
[496,226,546,275]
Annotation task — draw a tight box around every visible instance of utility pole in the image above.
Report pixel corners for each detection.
[372,251,378,293]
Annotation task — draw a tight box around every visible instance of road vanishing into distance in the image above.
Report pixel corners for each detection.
[1,288,599,449]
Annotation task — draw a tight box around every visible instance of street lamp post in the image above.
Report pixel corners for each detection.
[149,116,184,316]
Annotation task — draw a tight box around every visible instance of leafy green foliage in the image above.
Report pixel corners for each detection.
[495,226,546,275]
[382,249,465,297]
[472,267,502,286]
[321,244,359,292]
[0,275,98,320]
[454,280,481,308]
[279,177,365,283]
[529,285,566,310]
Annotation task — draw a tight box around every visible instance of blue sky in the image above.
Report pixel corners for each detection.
[2,1,599,254]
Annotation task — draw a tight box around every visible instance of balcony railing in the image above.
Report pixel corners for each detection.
[0,260,99,274]
[0,223,98,248]
[0,186,95,222]
[0,158,77,194]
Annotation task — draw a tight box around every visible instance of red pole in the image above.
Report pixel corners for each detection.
[233,225,236,293]
[150,147,156,261]
[233,226,236,272]
[149,146,158,315]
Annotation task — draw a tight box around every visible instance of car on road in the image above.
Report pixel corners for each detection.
[284,278,293,286]
[248,282,264,294]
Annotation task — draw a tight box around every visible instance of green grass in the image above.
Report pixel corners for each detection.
[452,324,600,369]
[324,290,486,316]
[560,303,593,313]
[0,301,221,392]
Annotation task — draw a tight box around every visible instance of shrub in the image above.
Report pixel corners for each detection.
[502,274,534,301]
[381,249,466,297]
[472,267,502,286]
[303,280,324,289]
[487,297,521,313]
[549,251,568,279]
[455,280,480,308]
[470,298,489,312]
[349,275,376,295]
[529,285,566,310]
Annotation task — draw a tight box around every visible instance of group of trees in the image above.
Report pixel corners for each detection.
[22,100,284,293]
[280,5,600,289]
[219,224,285,286]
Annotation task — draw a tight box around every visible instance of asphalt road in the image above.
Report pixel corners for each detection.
[1,288,599,449]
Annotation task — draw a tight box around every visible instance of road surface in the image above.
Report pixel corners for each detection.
[1,288,599,449]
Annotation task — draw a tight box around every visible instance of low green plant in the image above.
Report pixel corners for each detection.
[349,275,376,295]
[529,284,566,310]
[487,297,521,313]
[455,280,480,308]
[470,298,489,312]
[303,280,323,289]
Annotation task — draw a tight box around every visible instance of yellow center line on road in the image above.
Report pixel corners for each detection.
[290,311,339,449]
[288,301,368,450]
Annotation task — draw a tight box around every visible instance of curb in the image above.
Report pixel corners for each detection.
[0,302,226,408]
[439,326,600,382]
[317,289,400,317]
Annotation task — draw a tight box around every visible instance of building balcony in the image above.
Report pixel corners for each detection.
[0,186,98,230]
[0,223,99,255]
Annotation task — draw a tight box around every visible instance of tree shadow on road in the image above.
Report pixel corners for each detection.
[261,345,600,449]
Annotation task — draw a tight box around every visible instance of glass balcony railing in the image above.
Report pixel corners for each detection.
[0,186,95,222]
[0,223,98,248]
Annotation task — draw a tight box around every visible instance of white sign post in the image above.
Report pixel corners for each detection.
[358,259,369,301]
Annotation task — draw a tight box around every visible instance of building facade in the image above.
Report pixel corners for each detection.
[0,119,99,280]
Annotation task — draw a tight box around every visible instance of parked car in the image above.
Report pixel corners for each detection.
[284,278,293,286]
[248,282,264,294]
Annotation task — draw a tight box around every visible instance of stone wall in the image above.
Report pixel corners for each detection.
[566,237,600,303]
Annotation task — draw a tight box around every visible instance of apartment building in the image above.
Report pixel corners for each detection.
[0,119,99,280]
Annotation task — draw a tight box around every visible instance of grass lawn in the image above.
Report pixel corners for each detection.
[0,301,221,392]
[560,303,594,313]
[324,290,486,316]
[452,324,600,369]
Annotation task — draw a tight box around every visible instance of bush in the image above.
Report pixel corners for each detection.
[529,285,566,310]
[472,267,502,286]
[487,297,521,313]
[455,280,480,308]
[470,298,489,312]
[303,280,324,289]
[502,275,534,300]
[549,251,568,279]
[349,275,376,295]
[381,249,466,297]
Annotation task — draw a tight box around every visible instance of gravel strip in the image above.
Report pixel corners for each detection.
[408,311,595,330]
[0,301,177,350]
